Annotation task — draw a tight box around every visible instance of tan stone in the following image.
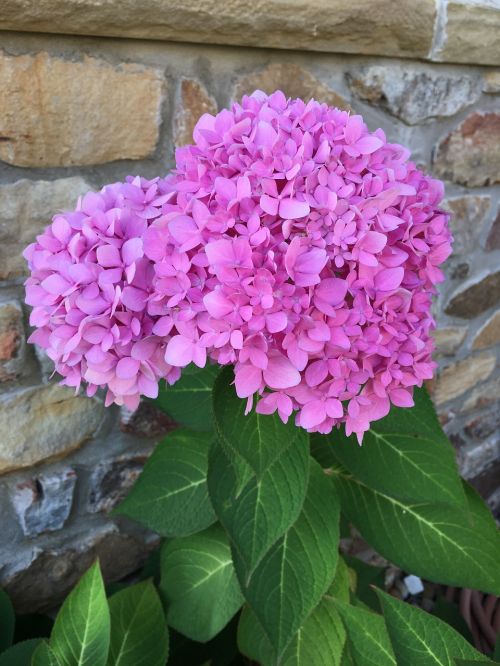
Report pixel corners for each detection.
[434,353,496,405]
[0,384,104,473]
[433,113,500,187]
[0,299,25,381]
[472,311,500,350]
[485,209,500,251]
[440,1,500,67]
[0,51,164,167]
[174,79,217,147]
[0,177,91,280]
[431,326,467,357]
[483,71,500,93]
[234,63,350,109]
[443,196,491,255]
[0,1,436,60]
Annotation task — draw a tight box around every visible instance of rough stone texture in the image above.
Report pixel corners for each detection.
[87,453,151,513]
[439,1,500,67]
[11,468,77,537]
[0,51,164,167]
[174,78,217,147]
[347,65,480,125]
[433,113,500,187]
[465,410,500,443]
[0,0,436,60]
[1,523,159,612]
[443,195,491,255]
[234,63,350,110]
[0,299,25,382]
[445,271,500,319]
[0,385,104,473]
[485,209,500,251]
[458,436,500,480]
[483,71,500,93]
[433,352,496,406]
[119,402,176,439]
[472,311,500,350]
[0,178,91,280]
[462,376,500,413]
[431,326,467,357]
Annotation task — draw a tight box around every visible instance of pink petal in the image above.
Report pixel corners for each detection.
[279,198,311,220]
[374,267,404,292]
[265,312,288,333]
[260,195,279,216]
[203,291,234,318]
[96,245,121,267]
[116,357,141,379]
[235,364,262,398]
[300,400,327,429]
[165,335,194,367]
[263,355,301,390]
[121,286,148,312]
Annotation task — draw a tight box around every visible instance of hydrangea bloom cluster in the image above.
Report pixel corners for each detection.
[24,177,181,410]
[25,91,452,440]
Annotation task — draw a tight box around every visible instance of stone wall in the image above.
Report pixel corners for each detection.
[0,0,499,611]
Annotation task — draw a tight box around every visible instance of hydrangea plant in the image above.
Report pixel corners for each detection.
[20,92,500,666]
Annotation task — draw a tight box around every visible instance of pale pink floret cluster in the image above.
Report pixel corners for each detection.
[25,91,452,440]
[24,177,181,410]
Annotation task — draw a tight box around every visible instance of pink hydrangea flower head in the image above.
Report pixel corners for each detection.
[147,90,451,441]
[24,176,181,410]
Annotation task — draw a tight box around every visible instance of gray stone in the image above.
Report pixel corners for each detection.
[88,453,151,513]
[462,376,500,413]
[465,410,500,443]
[458,435,500,480]
[485,209,500,251]
[443,195,491,255]
[445,270,500,319]
[348,65,480,125]
[11,468,76,537]
[1,523,159,612]
[0,384,104,473]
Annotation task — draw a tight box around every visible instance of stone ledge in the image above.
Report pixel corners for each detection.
[0,0,437,60]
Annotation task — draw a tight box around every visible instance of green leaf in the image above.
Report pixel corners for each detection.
[107,581,168,666]
[334,600,396,666]
[154,364,220,431]
[207,432,309,581]
[238,558,350,666]
[31,642,60,666]
[377,589,487,665]
[240,460,340,658]
[330,467,500,594]
[50,561,110,666]
[159,524,244,642]
[0,589,14,652]
[116,429,216,537]
[0,639,42,665]
[213,366,303,476]
[321,387,466,508]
